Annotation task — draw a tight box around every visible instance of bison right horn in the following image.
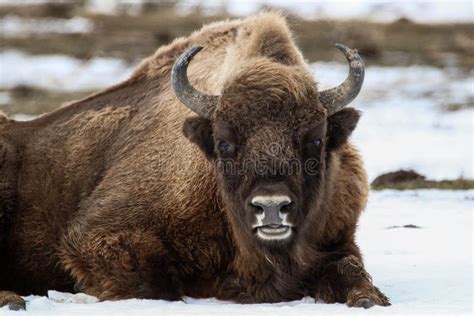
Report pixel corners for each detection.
[171,46,219,119]
[318,44,365,116]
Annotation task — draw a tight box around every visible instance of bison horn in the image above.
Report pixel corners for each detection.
[318,43,365,116]
[171,45,218,119]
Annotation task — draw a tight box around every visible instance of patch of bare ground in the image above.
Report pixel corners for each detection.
[0,86,93,116]
[386,224,422,229]
[371,170,474,190]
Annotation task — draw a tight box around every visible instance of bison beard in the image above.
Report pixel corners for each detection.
[0,12,389,310]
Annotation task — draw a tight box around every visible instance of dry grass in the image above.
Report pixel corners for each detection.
[0,86,93,116]
[371,170,474,191]
[371,178,474,191]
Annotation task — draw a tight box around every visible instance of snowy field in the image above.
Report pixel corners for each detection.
[0,15,93,38]
[0,50,134,91]
[312,62,474,181]
[1,190,472,315]
[177,0,474,23]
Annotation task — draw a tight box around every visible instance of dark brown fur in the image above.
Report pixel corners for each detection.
[0,12,389,308]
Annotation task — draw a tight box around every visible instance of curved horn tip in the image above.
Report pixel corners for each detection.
[171,45,204,88]
[173,45,204,70]
[171,45,218,119]
[334,43,350,52]
[318,43,365,115]
[185,45,204,59]
[334,43,361,62]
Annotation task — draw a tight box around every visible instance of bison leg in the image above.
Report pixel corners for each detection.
[59,228,181,301]
[0,291,25,310]
[315,255,390,308]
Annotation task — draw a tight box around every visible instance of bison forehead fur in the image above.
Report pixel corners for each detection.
[0,12,389,308]
[218,60,324,136]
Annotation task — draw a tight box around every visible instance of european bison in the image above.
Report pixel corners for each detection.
[0,12,389,310]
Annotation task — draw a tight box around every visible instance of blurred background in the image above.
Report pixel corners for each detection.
[0,0,472,186]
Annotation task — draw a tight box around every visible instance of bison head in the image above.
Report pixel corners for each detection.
[173,44,363,251]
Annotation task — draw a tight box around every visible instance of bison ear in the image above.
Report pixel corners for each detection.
[326,108,360,150]
[182,116,215,160]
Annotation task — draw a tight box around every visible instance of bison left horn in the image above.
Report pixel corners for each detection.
[171,45,218,119]
[318,44,365,116]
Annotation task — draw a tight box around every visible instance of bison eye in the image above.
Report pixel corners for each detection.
[216,138,235,154]
[313,139,322,147]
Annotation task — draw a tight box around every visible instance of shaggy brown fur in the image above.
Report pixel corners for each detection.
[0,12,389,309]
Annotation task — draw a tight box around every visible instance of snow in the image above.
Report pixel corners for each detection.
[1,190,472,315]
[312,62,474,180]
[86,0,143,16]
[356,189,473,315]
[10,113,36,121]
[2,0,470,24]
[0,50,135,91]
[47,291,98,304]
[0,15,93,38]
[177,0,474,24]
[0,91,10,105]
[0,0,49,5]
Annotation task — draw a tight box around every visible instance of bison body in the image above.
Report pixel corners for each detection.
[0,12,389,309]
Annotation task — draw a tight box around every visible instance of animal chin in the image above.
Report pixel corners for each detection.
[256,225,292,241]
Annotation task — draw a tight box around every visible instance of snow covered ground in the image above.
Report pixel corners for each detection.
[83,0,474,24]
[312,62,474,181]
[1,190,472,315]
[0,15,93,38]
[177,0,474,23]
[0,50,134,91]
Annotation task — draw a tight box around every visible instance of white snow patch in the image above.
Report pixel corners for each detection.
[0,0,50,5]
[312,62,474,181]
[10,113,36,121]
[86,0,143,16]
[0,15,93,37]
[47,290,98,304]
[177,0,474,24]
[1,190,472,315]
[0,50,135,91]
[0,91,10,105]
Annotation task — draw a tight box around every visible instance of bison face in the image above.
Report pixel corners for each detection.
[174,45,364,251]
[183,102,359,250]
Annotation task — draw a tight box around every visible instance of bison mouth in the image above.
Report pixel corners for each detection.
[256,224,292,240]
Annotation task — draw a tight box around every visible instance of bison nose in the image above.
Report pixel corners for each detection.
[251,195,291,227]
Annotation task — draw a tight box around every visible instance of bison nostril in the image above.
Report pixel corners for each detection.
[280,202,292,213]
[250,196,292,213]
[250,204,264,214]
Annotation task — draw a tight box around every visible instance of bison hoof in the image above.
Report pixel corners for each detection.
[354,298,375,309]
[8,302,26,311]
[74,281,83,293]
[346,286,390,308]
[0,291,26,311]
